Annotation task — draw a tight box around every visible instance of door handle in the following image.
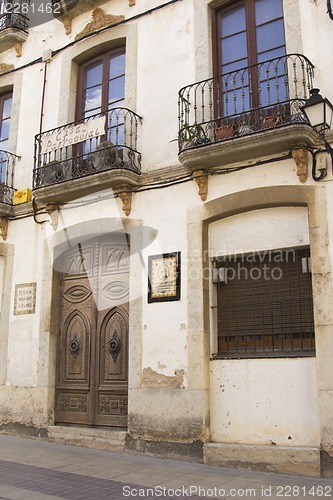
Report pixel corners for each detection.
[108,330,121,362]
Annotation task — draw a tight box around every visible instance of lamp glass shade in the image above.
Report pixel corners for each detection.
[324,98,333,131]
[303,100,325,132]
[302,89,333,133]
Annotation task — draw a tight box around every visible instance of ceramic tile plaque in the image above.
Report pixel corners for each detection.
[148,252,181,303]
[14,282,37,315]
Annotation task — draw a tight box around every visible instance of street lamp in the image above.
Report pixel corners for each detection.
[301,88,333,134]
[301,88,333,180]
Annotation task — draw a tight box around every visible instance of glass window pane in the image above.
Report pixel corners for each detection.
[108,76,125,104]
[257,46,286,64]
[0,119,10,141]
[84,86,102,113]
[85,62,103,88]
[109,52,125,79]
[2,96,12,119]
[256,20,285,54]
[222,58,248,76]
[222,32,247,65]
[84,109,99,119]
[108,99,125,111]
[222,67,249,89]
[255,0,283,25]
[260,76,288,105]
[108,124,124,145]
[224,88,250,115]
[0,138,8,150]
[258,59,287,82]
[221,5,245,37]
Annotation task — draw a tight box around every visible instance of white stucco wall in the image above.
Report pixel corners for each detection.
[209,206,310,256]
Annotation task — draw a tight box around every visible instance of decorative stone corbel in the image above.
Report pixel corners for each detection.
[0,218,8,241]
[192,169,208,201]
[14,42,22,57]
[0,63,14,76]
[46,204,60,230]
[292,146,309,183]
[59,15,73,35]
[75,8,124,40]
[117,190,132,216]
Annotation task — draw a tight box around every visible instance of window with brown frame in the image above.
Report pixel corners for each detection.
[0,92,12,151]
[0,92,12,184]
[213,0,287,116]
[214,247,316,358]
[77,47,126,152]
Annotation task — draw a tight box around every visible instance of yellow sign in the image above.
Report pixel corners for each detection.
[13,188,32,205]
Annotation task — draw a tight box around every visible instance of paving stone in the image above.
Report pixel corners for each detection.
[0,435,333,500]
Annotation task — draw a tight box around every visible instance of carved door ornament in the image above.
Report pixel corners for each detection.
[108,330,121,362]
[69,335,80,359]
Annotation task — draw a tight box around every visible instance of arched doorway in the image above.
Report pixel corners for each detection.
[54,232,129,427]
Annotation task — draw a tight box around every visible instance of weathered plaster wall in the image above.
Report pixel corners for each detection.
[208,206,319,447]
[210,358,320,446]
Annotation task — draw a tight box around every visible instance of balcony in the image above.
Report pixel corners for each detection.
[178,54,318,170]
[33,107,142,205]
[0,3,29,55]
[0,150,17,215]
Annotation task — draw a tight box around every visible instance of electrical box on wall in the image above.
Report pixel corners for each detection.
[13,188,32,205]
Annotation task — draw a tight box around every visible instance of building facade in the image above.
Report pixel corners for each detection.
[0,0,333,476]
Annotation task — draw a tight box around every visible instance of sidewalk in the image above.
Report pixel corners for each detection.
[0,435,332,499]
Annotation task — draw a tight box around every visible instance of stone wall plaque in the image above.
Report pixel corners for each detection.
[14,282,37,315]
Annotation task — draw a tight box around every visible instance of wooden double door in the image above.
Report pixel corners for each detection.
[55,233,129,427]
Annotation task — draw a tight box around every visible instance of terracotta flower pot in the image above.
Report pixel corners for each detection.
[215,124,234,140]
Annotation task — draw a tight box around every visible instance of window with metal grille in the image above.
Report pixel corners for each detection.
[214,247,315,357]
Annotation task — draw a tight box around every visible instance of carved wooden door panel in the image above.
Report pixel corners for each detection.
[55,234,129,427]
[94,235,129,426]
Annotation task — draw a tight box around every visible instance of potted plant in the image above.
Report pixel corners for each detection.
[179,124,210,149]
[215,123,234,141]
[237,113,254,136]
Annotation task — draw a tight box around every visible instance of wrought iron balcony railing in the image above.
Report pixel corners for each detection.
[34,107,142,189]
[0,9,29,32]
[0,150,17,205]
[178,54,315,152]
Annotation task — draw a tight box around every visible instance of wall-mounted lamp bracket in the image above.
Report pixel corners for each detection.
[301,88,333,180]
[311,135,333,181]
